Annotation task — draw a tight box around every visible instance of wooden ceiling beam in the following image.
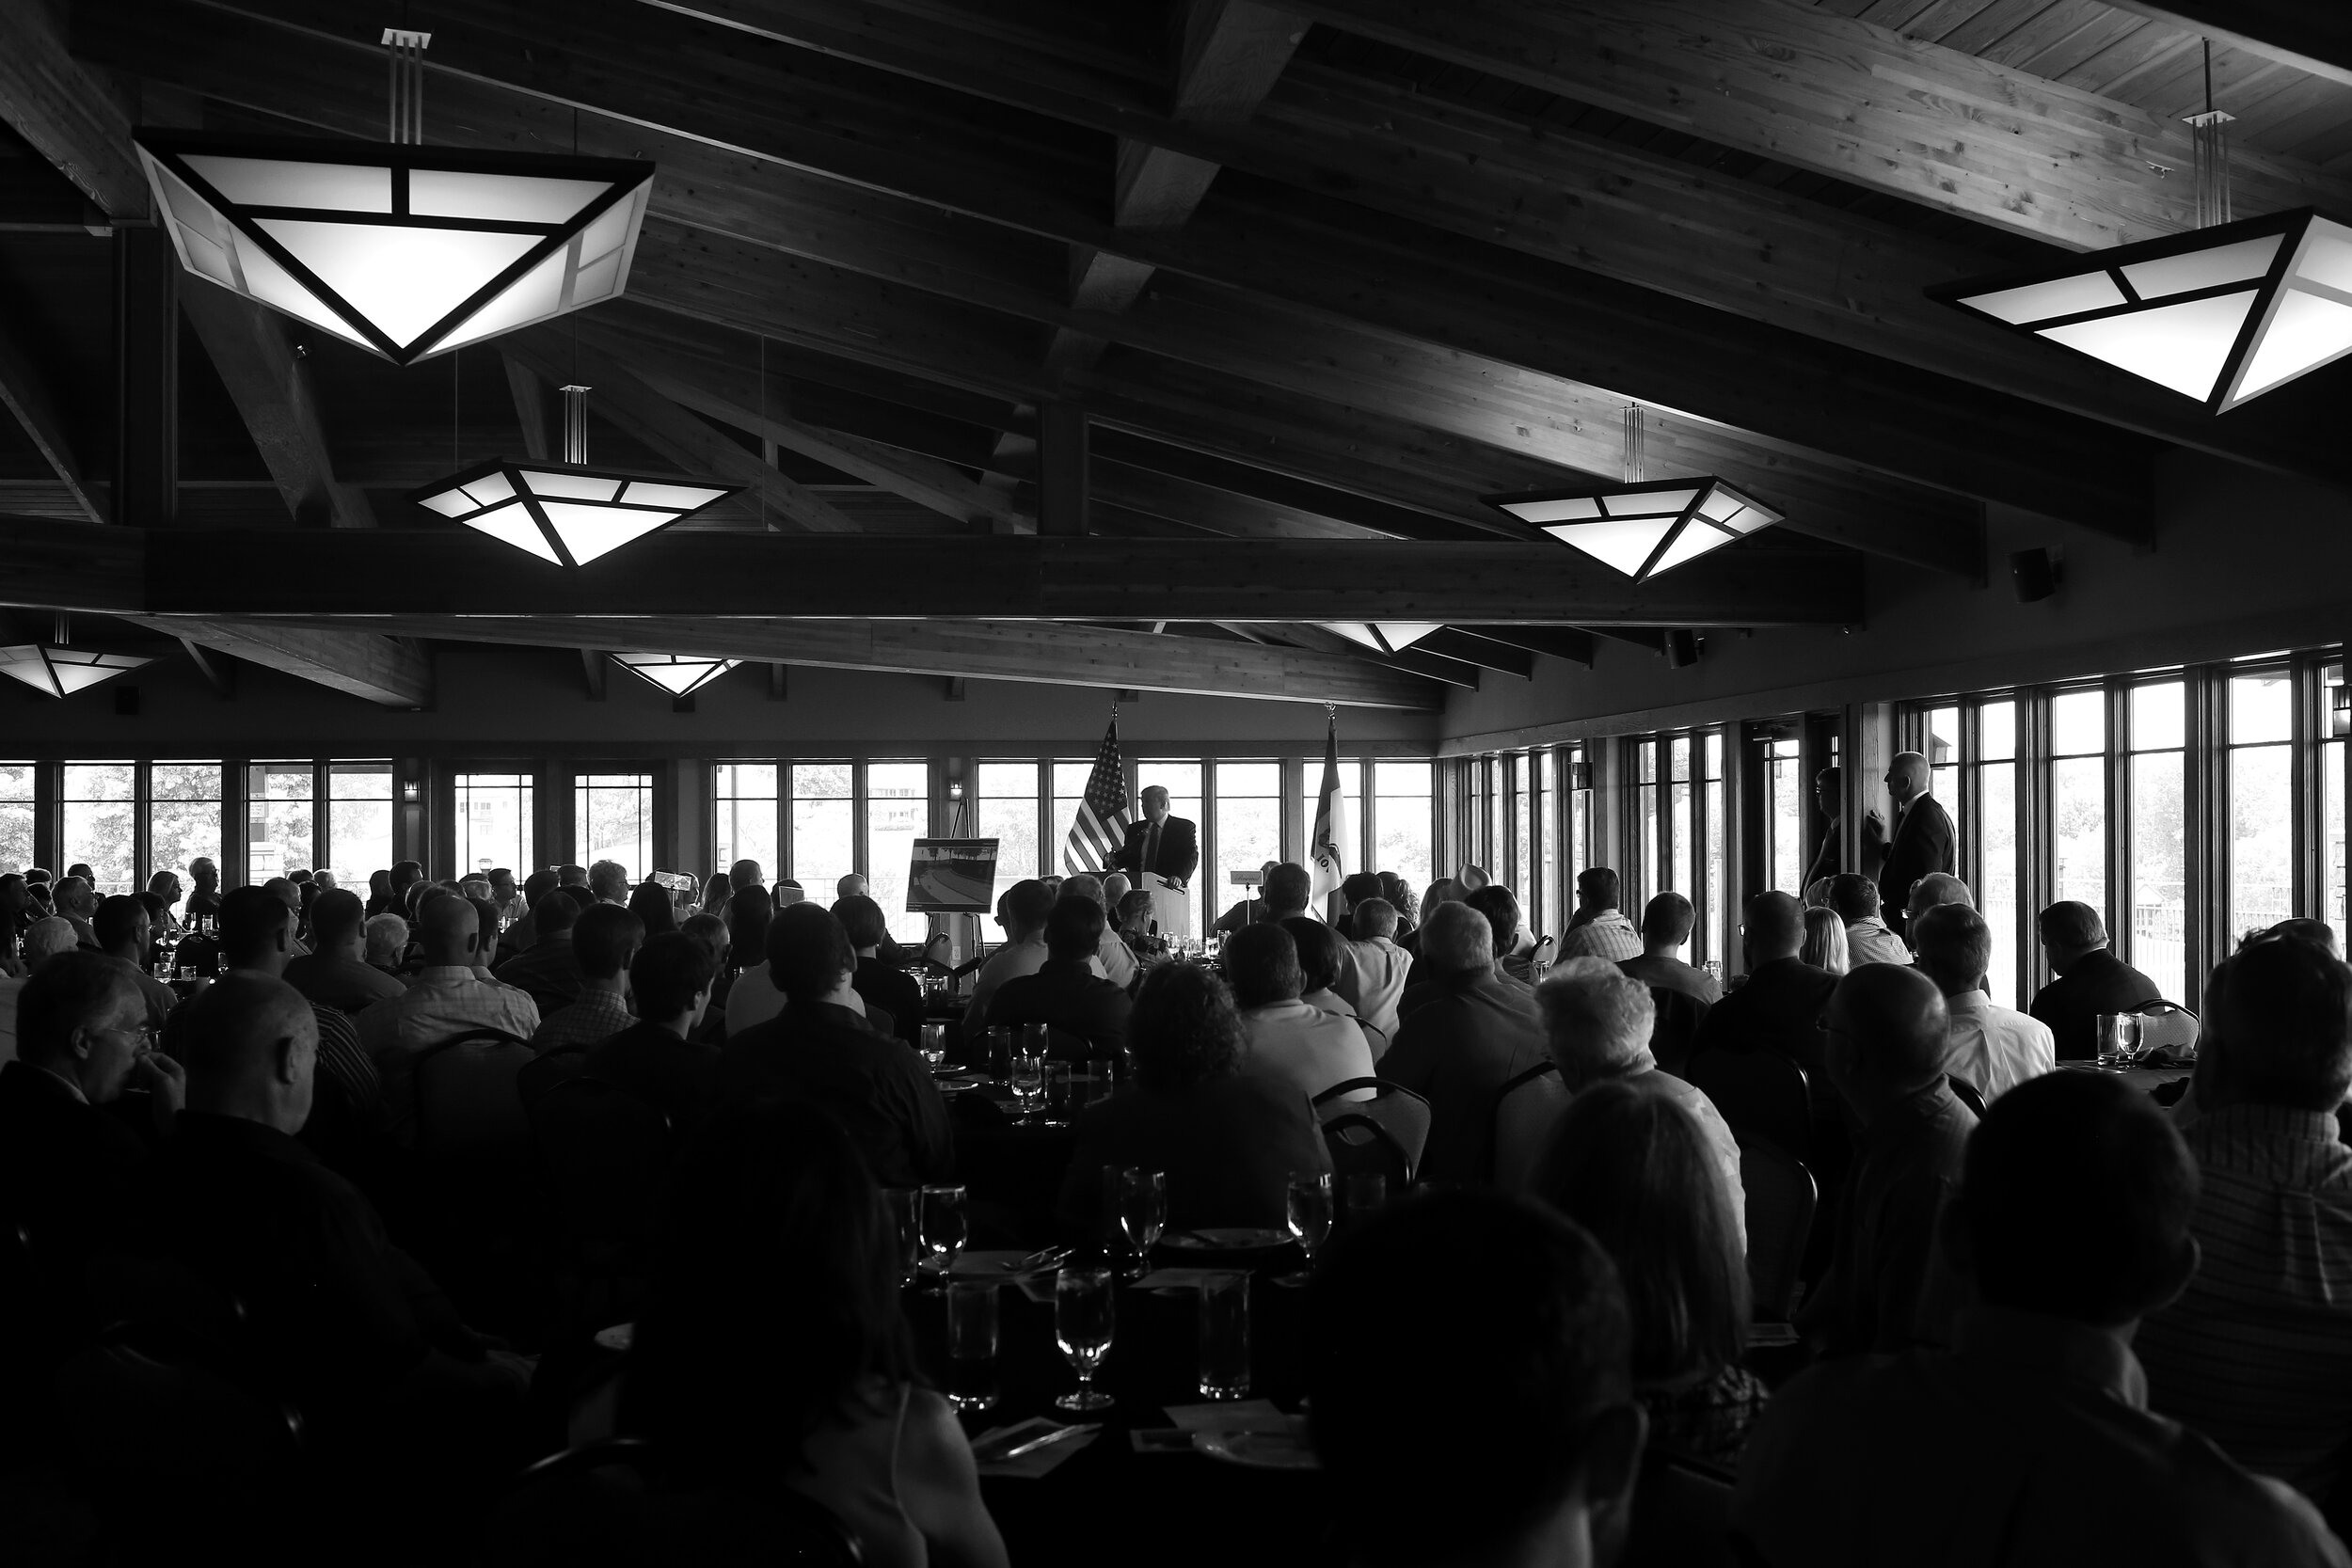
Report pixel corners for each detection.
[2098,2,2352,87]
[119,615,430,707]
[178,283,376,529]
[0,1,147,219]
[1448,625,1597,669]
[0,304,104,526]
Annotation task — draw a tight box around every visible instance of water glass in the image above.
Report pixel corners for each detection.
[1054,1265,1116,1411]
[1044,1062,1073,1117]
[1010,1050,1046,1115]
[920,1022,948,1072]
[882,1187,924,1285]
[1197,1271,1250,1401]
[2097,1013,2141,1070]
[1117,1167,1167,1278]
[1341,1172,1387,1229]
[1022,1021,1051,1063]
[946,1279,999,1412]
[917,1183,967,1288]
[986,1025,1013,1079]
[1281,1171,1333,1286]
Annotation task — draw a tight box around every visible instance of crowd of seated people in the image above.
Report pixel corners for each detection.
[7,841,2352,1567]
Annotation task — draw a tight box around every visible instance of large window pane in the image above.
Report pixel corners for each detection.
[2132,681,2186,752]
[1704,733,1727,970]
[866,761,930,944]
[1136,761,1204,934]
[327,763,392,884]
[2328,733,2346,938]
[1668,737,1692,896]
[2051,758,2107,914]
[455,772,534,883]
[1484,757,1503,878]
[1373,760,1433,894]
[1926,705,1961,811]
[2230,671,2294,745]
[1769,737,1802,894]
[713,763,778,883]
[1635,741,1660,905]
[151,764,222,894]
[1979,759,2018,1006]
[1570,747,1593,882]
[2230,743,2294,942]
[0,763,35,875]
[789,763,853,895]
[1051,762,1100,879]
[577,771,652,880]
[247,762,315,886]
[1513,754,1535,904]
[62,764,135,895]
[976,762,1040,881]
[1538,751,1560,939]
[1216,762,1281,921]
[2131,750,2188,1000]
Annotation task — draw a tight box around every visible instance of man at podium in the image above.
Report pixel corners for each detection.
[1114,785,1199,938]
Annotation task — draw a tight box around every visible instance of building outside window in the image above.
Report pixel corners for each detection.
[976,762,1041,881]
[865,761,930,944]
[455,771,534,883]
[577,771,654,879]
[151,763,222,892]
[247,762,315,885]
[712,763,778,883]
[789,763,853,895]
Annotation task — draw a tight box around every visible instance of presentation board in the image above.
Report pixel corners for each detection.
[906,837,1000,913]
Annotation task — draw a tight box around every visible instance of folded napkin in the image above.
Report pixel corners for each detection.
[970,1416,1101,1479]
[1164,1399,1295,1435]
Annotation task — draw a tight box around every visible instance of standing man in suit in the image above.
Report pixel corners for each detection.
[1865,752,1954,940]
[1116,785,1200,893]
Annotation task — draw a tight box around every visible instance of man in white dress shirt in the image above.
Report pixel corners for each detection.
[1913,903,2054,1103]
[1335,897,1412,1043]
[1227,922,1374,1105]
[1829,873,1914,969]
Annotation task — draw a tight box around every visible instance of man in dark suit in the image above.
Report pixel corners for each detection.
[2029,901,2161,1061]
[1691,891,1845,1184]
[1115,785,1200,890]
[988,896,1132,1062]
[1866,751,1955,940]
[1377,903,1548,1185]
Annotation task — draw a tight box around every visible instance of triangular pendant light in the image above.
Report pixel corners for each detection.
[1323,623,1445,655]
[1931,42,2352,413]
[0,616,151,699]
[412,384,739,565]
[133,29,652,367]
[1483,405,1782,580]
[610,653,740,696]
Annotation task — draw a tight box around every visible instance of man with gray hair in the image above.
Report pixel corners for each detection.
[53,874,99,949]
[1867,750,1955,941]
[1905,872,1974,927]
[588,860,630,906]
[1377,901,1547,1184]
[0,916,85,1064]
[1494,959,1746,1237]
[2028,899,2160,1062]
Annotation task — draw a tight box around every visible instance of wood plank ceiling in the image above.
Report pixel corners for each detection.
[0,0,2345,707]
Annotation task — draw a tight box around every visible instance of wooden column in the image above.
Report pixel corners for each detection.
[113,227,175,527]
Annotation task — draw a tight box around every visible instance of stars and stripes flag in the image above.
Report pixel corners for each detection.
[1309,708,1349,900]
[1062,716,1131,875]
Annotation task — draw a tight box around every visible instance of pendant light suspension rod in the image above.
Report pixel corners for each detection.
[1621,404,1644,485]
[562,384,591,466]
[384,28,431,146]
[2185,39,2234,231]
[54,611,71,646]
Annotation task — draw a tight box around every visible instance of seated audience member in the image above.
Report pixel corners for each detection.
[961,878,1061,1048]
[1803,878,1832,910]
[1255,862,1314,927]
[501,869,559,954]
[1214,861,1282,937]
[1334,895,1411,1041]
[1690,890,1841,1138]
[530,904,644,1053]
[838,894,922,1049]
[1378,873,1420,942]
[357,894,541,1145]
[488,867,523,929]
[588,860,630,907]
[1914,902,2054,1103]
[53,875,98,948]
[719,885,780,1030]
[1555,868,1643,962]
[681,912,735,1030]
[92,893,178,1029]
[1225,923,1375,1103]
[1506,959,1744,1243]
[2266,916,2344,958]
[1830,872,1912,969]
[627,879,678,940]
[181,859,219,927]
[612,1101,1008,1568]
[1468,884,1539,989]
[363,912,408,975]
[1059,874,1137,991]
[715,905,949,1189]
[727,859,765,895]
[577,932,723,1128]
[1619,892,1722,1005]
[1057,963,1329,1235]
[987,895,1131,1063]
[146,975,532,1458]
[1737,1070,2348,1568]
[1285,915,1388,1057]
[1905,870,1974,928]
[1534,1082,1767,1467]
[1800,906,1851,976]
[261,878,311,958]
[2028,900,2162,1062]
[365,868,394,919]
[1308,1191,1643,1568]
[2136,936,2352,1512]
[1115,888,1164,959]
[492,892,586,1016]
[1377,903,1548,1184]
[1801,964,1978,1357]
[467,895,508,974]
[285,889,408,1013]
[0,950,181,1315]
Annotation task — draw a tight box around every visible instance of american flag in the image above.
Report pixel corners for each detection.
[1062,718,1131,875]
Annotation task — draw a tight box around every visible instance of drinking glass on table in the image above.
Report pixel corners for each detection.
[986,1025,1013,1079]
[1197,1271,1250,1402]
[1043,1062,1073,1121]
[917,1183,967,1288]
[2097,1013,2141,1070]
[946,1279,999,1412]
[1117,1166,1167,1280]
[1054,1265,1116,1412]
[1010,1050,1046,1116]
[1022,1021,1050,1064]
[1281,1170,1333,1287]
[883,1187,924,1286]
[920,1022,948,1073]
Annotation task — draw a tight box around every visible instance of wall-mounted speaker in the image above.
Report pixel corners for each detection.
[2010,547,2061,603]
[1665,629,1701,668]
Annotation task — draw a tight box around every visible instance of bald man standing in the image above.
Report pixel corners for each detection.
[1865,751,1955,940]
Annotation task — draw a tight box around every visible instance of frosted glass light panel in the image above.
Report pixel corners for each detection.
[0,645,150,698]
[135,131,653,366]
[1323,624,1445,655]
[1931,207,2352,413]
[611,652,739,697]
[1485,478,1782,580]
[410,460,739,566]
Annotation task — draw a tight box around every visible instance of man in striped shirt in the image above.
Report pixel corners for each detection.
[2137,934,2352,1511]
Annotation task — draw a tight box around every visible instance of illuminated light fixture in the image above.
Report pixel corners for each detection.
[410,384,739,565]
[0,616,151,698]
[1932,44,2352,413]
[1483,404,1782,580]
[1323,623,1444,655]
[609,652,740,697]
[131,30,652,367]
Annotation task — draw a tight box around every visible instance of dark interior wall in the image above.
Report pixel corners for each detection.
[1441,449,2352,752]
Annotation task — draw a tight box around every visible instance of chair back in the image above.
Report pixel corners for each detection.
[2130,999,2201,1057]
[484,1437,866,1566]
[1490,1060,1569,1194]
[516,1043,594,1112]
[531,1076,675,1266]
[1311,1077,1432,1184]
[415,1027,536,1162]
[1946,1074,1988,1117]
[1649,986,1710,1078]
[1320,1112,1413,1195]
[1686,1046,1811,1164]
[1737,1135,1817,1322]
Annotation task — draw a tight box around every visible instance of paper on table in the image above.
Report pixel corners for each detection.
[949,1250,1035,1276]
[1132,1268,1231,1291]
[970,1417,1101,1480]
[1164,1399,1295,1435]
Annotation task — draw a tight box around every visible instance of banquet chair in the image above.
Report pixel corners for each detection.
[483,1437,865,1566]
[1946,1075,1988,1117]
[1737,1135,1817,1323]
[531,1076,675,1323]
[2129,999,2201,1059]
[516,1040,594,1112]
[1320,1112,1415,1196]
[1648,987,1711,1079]
[1311,1078,1432,1184]
[1685,1046,1811,1164]
[415,1027,537,1164]
[1490,1060,1569,1193]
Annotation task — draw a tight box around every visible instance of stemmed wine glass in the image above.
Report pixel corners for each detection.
[918,1183,967,1289]
[1117,1167,1167,1279]
[1054,1264,1116,1412]
[1281,1170,1333,1287]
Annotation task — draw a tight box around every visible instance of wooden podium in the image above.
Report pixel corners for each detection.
[1143,872,1194,940]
